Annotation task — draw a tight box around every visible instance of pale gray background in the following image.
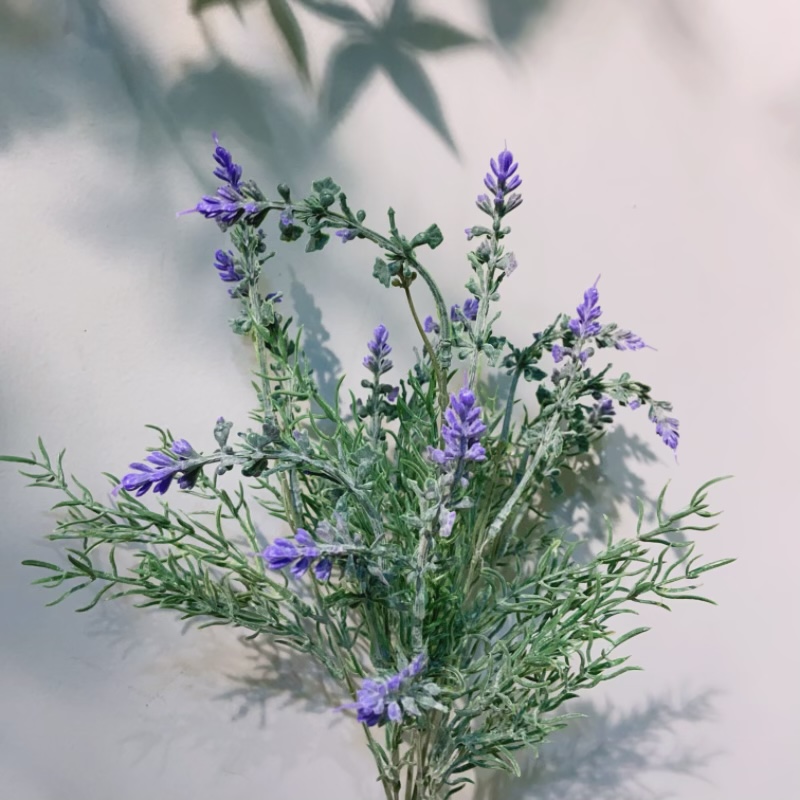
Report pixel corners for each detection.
[1,1,798,798]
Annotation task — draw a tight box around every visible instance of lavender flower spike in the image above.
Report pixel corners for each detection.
[569,277,603,339]
[480,147,523,213]
[179,134,262,225]
[428,388,487,467]
[214,249,243,283]
[260,528,332,580]
[363,324,393,376]
[211,132,242,189]
[649,402,680,452]
[119,439,201,496]
[612,328,648,351]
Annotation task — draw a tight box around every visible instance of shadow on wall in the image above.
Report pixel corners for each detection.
[473,689,720,800]
[0,0,572,158]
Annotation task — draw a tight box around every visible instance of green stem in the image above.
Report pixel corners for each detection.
[403,284,448,414]
[500,367,523,441]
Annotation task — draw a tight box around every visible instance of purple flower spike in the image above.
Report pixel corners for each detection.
[569,277,603,339]
[260,528,332,581]
[649,402,680,452]
[363,324,393,376]
[612,329,648,351]
[119,439,201,497]
[179,134,263,226]
[214,249,243,283]
[428,388,487,469]
[479,147,522,213]
[211,132,242,189]
[346,653,428,727]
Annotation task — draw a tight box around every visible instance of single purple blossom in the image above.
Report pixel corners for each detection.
[427,388,487,468]
[589,396,615,427]
[465,227,475,241]
[423,315,440,335]
[451,298,479,323]
[628,399,641,410]
[552,344,565,363]
[214,249,243,283]
[649,402,680,452]
[386,386,400,403]
[335,228,358,243]
[363,324,393,376]
[569,277,602,339]
[119,439,201,497]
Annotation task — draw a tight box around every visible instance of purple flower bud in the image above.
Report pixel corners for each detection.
[439,509,456,538]
[211,132,242,189]
[551,344,564,363]
[463,298,479,321]
[335,228,358,243]
[214,250,243,284]
[649,402,680,451]
[423,315,440,335]
[569,277,602,339]
[612,329,648,351]
[628,399,641,410]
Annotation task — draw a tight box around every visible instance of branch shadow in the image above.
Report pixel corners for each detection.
[473,689,722,800]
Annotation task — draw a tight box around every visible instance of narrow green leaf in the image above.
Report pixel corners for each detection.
[267,0,310,83]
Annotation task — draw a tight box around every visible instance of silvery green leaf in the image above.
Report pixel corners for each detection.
[416,694,447,711]
[401,696,421,717]
[372,257,392,288]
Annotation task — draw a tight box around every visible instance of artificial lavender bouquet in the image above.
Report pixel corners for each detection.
[3,138,730,799]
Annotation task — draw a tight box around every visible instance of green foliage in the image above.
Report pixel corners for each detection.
[5,164,730,800]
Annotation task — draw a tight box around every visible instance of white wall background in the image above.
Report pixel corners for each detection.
[1,1,798,798]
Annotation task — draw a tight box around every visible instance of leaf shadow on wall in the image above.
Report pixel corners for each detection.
[473,689,721,800]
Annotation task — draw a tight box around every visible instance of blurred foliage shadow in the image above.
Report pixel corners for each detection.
[473,689,720,800]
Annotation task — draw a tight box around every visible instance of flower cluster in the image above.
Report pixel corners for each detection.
[214,249,243,283]
[181,134,262,225]
[260,528,333,581]
[352,653,427,726]
[428,388,487,468]
[119,439,202,496]
[476,148,522,216]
